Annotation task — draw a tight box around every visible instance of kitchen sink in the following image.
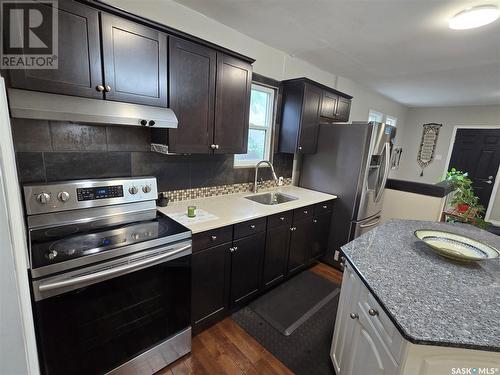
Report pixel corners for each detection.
[245,192,298,205]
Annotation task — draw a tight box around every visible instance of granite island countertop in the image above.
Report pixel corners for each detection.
[158,185,337,233]
[341,219,500,352]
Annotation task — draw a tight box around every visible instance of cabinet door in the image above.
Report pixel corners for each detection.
[230,232,265,307]
[287,217,313,274]
[214,53,252,154]
[310,212,332,261]
[320,91,338,120]
[7,0,102,98]
[263,224,291,289]
[168,37,216,153]
[345,308,398,375]
[335,97,351,122]
[101,14,168,106]
[331,264,360,374]
[192,243,230,333]
[297,83,322,153]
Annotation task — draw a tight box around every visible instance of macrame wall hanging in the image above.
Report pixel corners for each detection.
[417,123,442,176]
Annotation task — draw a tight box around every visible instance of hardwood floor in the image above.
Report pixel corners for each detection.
[157,262,343,375]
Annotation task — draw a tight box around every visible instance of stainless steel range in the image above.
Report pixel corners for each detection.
[24,177,192,375]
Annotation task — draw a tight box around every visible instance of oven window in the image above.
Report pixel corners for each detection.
[34,255,190,375]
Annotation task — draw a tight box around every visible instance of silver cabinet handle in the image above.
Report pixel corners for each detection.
[486,180,493,184]
[104,85,112,92]
[298,146,303,150]
[210,144,217,150]
[233,246,238,251]
[96,85,105,92]
[368,308,379,316]
[38,244,191,293]
[229,247,234,252]
[303,210,308,214]
[211,235,217,241]
[280,217,285,221]
[322,205,328,209]
[313,219,318,223]
[250,224,256,229]
[215,144,219,150]
[350,312,359,320]
[290,227,296,231]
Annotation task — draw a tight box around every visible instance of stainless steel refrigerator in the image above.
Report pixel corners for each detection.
[300,122,396,268]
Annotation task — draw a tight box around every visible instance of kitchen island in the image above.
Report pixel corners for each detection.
[332,219,500,375]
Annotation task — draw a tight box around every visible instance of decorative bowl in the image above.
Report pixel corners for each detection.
[414,229,499,262]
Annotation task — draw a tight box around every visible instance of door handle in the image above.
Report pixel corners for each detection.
[359,216,381,228]
[375,142,390,202]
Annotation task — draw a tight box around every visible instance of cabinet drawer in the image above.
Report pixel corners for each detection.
[314,200,333,216]
[267,211,293,229]
[234,217,267,240]
[193,226,232,252]
[293,205,314,221]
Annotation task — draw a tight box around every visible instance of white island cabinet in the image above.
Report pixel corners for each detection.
[331,262,500,375]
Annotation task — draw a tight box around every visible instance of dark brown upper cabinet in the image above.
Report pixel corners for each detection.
[279,80,322,154]
[320,91,338,120]
[279,78,352,154]
[168,37,216,153]
[214,53,252,154]
[6,0,103,99]
[335,96,351,122]
[100,14,168,107]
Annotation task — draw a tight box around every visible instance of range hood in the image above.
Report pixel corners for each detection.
[7,89,178,128]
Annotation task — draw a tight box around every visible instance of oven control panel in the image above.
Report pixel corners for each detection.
[24,177,158,215]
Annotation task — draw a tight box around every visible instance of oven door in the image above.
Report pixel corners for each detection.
[32,240,191,375]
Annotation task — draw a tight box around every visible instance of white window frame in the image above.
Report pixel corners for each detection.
[368,109,384,123]
[234,83,276,168]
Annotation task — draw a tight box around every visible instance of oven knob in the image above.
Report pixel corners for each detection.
[36,193,51,204]
[132,233,140,240]
[129,186,139,195]
[47,250,58,260]
[57,191,70,202]
[142,185,151,193]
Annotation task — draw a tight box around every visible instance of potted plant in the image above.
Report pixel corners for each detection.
[445,168,487,227]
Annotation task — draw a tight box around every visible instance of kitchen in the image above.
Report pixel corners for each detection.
[0,1,499,375]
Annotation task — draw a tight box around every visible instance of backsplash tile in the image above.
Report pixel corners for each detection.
[44,152,131,181]
[11,119,52,152]
[131,152,190,191]
[15,152,46,183]
[50,122,107,151]
[107,126,151,152]
[11,120,294,190]
[162,178,293,202]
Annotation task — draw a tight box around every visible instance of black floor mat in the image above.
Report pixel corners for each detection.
[232,273,340,375]
[249,270,340,335]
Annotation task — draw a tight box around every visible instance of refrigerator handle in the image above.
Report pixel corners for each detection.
[375,142,390,202]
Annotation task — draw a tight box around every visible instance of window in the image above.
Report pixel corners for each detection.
[368,109,383,123]
[234,84,275,167]
[368,110,398,127]
[385,115,398,127]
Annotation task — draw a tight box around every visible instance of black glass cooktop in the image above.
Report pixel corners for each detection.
[30,212,189,270]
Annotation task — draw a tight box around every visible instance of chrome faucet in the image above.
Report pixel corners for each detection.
[253,160,278,193]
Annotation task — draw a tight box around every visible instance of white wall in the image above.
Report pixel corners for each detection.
[381,189,445,224]
[391,105,500,183]
[103,0,407,126]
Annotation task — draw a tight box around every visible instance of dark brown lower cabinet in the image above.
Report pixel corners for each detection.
[310,212,332,261]
[230,232,265,307]
[262,224,291,289]
[191,243,230,334]
[287,217,313,275]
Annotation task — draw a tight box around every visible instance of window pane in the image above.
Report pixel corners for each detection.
[249,89,269,127]
[385,115,397,127]
[368,110,383,123]
[235,129,266,162]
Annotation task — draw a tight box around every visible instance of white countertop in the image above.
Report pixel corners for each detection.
[158,185,337,233]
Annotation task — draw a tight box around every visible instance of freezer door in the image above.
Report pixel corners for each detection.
[351,214,382,239]
[356,123,394,220]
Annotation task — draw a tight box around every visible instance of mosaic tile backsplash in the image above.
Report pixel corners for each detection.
[163,178,293,202]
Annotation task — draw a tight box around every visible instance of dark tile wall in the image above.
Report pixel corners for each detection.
[11,119,294,191]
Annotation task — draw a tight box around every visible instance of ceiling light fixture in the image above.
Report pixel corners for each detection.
[449,5,499,29]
